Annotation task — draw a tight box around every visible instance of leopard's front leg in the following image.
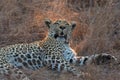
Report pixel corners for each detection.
[61,60,83,77]
[43,55,84,77]
[77,53,117,65]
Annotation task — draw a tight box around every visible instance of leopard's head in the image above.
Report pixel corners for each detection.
[45,19,76,44]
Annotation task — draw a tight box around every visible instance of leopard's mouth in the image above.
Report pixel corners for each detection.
[54,34,67,39]
[54,32,68,43]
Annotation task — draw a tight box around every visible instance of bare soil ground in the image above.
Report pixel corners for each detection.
[0,0,120,80]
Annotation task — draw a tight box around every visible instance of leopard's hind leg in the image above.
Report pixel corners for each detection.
[0,63,31,80]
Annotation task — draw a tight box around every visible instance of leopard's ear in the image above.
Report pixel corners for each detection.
[71,21,76,30]
[45,18,52,28]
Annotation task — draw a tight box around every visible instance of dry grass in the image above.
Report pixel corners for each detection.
[0,0,120,80]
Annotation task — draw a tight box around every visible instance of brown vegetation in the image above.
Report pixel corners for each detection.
[0,0,120,80]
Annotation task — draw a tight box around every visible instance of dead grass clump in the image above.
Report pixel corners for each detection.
[72,0,120,56]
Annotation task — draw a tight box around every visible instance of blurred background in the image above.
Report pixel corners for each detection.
[0,0,120,80]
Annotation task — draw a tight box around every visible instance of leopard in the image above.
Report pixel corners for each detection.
[0,19,117,80]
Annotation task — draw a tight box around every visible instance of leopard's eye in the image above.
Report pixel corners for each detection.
[65,23,69,25]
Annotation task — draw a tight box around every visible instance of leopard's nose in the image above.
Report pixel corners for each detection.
[60,32,64,35]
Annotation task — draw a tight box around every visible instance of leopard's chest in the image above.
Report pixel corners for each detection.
[43,42,66,55]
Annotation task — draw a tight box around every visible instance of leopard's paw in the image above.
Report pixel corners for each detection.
[93,53,117,65]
